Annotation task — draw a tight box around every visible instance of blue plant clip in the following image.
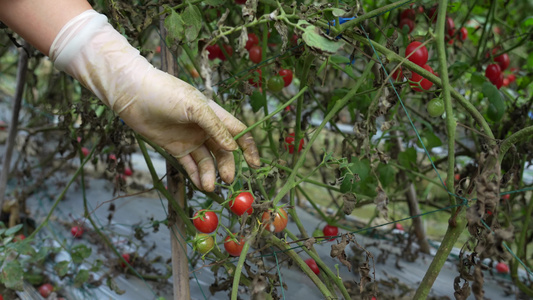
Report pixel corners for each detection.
[326,17,356,39]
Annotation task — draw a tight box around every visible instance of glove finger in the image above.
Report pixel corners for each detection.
[206,138,235,184]
[208,101,261,168]
[178,154,201,190]
[190,145,216,192]
[188,97,238,152]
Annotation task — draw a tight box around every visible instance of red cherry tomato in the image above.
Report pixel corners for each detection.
[445,17,455,37]
[14,234,26,242]
[391,67,404,81]
[248,69,262,87]
[495,262,509,274]
[278,68,293,87]
[261,208,288,233]
[409,64,434,92]
[108,154,117,161]
[323,224,339,241]
[245,33,259,51]
[219,44,233,61]
[38,283,54,298]
[501,194,510,201]
[235,0,247,4]
[305,258,320,275]
[395,223,404,231]
[507,74,516,83]
[123,167,133,177]
[494,73,504,89]
[284,133,304,154]
[120,253,131,268]
[399,9,416,21]
[248,45,262,64]
[206,44,221,60]
[428,6,438,23]
[224,234,245,256]
[405,41,428,66]
[71,226,84,238]
[81,147,89,157]
[494,53,510,71]
[193,210,219,233]
[485,64,502,85]
[230,192,254,216]
[459,27,468,41]
[399,18,415,34]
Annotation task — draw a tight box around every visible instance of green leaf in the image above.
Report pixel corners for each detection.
[28,247,48,263]
[378,163,396,187]
[1,260,24,290]
[54,261,70,277]
[250,90,265,113]
[204,0,224,5]
[164,9,184,45]
[71,244,92,264]
[74,269,89,287]
[90,259,103,272]
[398,147,417,170]
[330,55,351,64]
[5,224,23,236]
[299,20,343,55]
[24,272,45,285]
[182,4,202,42]
[482,82,504,122]
[470,72,486,89]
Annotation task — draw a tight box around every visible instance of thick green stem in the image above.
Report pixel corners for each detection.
[230,231,257,300]
[499,125,533,162]
[414,1,464,296]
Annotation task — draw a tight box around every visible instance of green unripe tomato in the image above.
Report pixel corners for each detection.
[267,76,284,92]
[312,229,323,241]
[194,234,214,254]
[427,98,445,117]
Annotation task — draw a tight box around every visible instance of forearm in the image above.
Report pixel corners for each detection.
[0,0,92,55]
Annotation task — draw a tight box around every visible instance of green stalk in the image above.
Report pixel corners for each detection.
[230,231,257,300]
[414,1,464,297]
[283,230,351,300]
[265,234,333,298]
[499,126,533,162]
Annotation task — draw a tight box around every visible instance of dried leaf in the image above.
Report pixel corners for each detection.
[342,193,357,215]
[330,235,352,271]
[304,237,316,250]
[374,186,389,218]
[453,276,471,300]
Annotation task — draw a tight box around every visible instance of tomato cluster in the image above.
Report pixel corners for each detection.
[284,132,304,154]
[399,41,436,92]
[206,44,234,61]
[484,48,513,89]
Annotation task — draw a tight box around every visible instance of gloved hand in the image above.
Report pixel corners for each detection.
[49,10,259,192]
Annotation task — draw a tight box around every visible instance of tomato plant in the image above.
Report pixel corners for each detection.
[405,41,428,66]
[245,33,259,51]
[322,225,339,241]
[38,283,54,298]
[248,45,262,64]
[409,64,434,92]
[278,68,293,87]
[261,207,288,233]
[195,234,215,254]
[120,253,131,268]
[71,226,83,238]
[284,133,304,154]
[427,98,445,117]
[399,18,415,34]
[224,234,245,257]
[267,76,284,92]
[193,210,219,233]
[495,262,509,274]
[248,69,262,87]
[304,258,320,275]
[206,44,221,60]
[230,192,254,216]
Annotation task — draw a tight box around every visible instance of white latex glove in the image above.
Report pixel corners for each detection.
[49,10,259,191]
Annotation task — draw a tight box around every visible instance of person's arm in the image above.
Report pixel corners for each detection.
[0,0,92,55]
[0,0,260,192]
